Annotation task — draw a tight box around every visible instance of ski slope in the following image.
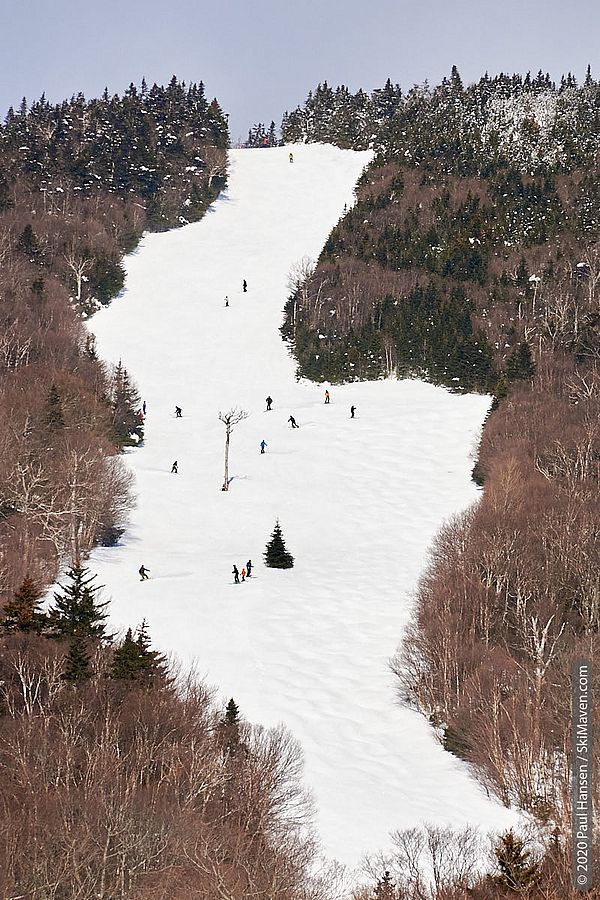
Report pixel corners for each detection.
[90,144,517,867]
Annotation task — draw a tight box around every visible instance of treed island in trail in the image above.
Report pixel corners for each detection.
[0,70,599,898]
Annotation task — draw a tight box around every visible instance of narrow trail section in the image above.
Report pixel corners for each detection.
[90,144,517,867]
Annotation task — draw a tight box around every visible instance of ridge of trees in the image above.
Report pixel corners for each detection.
[280,68,598,169]
[2,77,228,315]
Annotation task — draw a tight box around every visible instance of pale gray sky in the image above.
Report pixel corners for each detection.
[1,0,598,142]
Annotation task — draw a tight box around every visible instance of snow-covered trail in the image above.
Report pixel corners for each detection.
[90,144,517,867]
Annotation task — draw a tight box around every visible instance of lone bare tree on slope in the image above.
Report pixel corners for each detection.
[218,408,248,491]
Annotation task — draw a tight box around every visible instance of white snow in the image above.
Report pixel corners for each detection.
[89,144,518,868]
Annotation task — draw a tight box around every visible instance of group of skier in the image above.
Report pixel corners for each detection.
[259,389,356,453]
[138,383,357,583]
[232,560,253,584]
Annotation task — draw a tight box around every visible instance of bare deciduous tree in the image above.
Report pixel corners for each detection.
[63,241,94,304]
[218,408,248,492]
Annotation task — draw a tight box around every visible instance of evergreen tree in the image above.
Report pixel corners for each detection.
[219,697,243,756]
[111,361,143,446]
[31,277,45,299]
[62,634,93,684]
[264,520,294,569]
[45,383,65,429]
[373,870,395,899]
[450,64,464,93]
[1,575,47,633]
[47,563,111,641]
[135,619,167,681]
[225,697,239,725]
[110,627,142,680]
[493,830,540,891]
[0,173,11,212]
[17,223,39,259]
[491,374,509,410]
[206,98,229,149]
[88,254,126,306]
[506,341,535,380]
[110,620,166,684]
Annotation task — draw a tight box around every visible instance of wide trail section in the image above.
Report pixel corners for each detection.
[90,144,517,866]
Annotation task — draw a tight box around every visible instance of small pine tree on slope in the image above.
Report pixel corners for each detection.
[264,520,294,569]
[47,563,111,641]
[110,628,142,681]
[110,620,166,685]
[218,697,250,765]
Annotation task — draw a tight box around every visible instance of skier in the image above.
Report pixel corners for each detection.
[142,400,146,415]
[289,152,294,163]
[232,564,240,584]
[266,396,273,411]
[225,296,229,307]
[139,565,150,581]
[175,406,182,417]
[260,439,267,454]
[243,279,247,293]
[246,559,253,577]
[350,405,356,419]
[171,460,178,473]
[324,390,330,404]
[241,567,246,582]
[288,415,299,429]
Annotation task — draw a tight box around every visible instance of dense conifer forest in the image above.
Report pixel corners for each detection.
[277,68,600,892]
